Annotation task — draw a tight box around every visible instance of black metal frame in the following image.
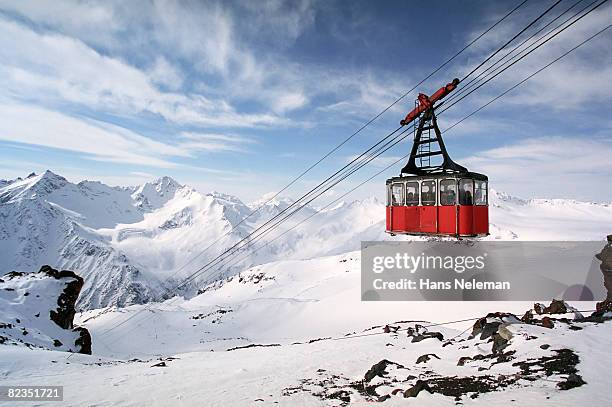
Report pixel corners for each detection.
[400,107,468,176]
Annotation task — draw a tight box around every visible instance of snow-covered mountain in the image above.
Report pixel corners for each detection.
[2,170,611,310]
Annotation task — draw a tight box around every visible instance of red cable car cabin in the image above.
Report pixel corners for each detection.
[385,78,489,238]
[385,173,489,237]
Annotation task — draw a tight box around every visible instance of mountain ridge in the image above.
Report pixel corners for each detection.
[2,170,612,310]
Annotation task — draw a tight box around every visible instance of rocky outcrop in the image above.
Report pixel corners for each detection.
[39,265,84,329]
[0,265,92,354]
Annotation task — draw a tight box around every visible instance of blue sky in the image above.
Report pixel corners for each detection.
[0,0,611,202]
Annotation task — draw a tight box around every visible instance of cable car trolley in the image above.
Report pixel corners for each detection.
[386,78,489,238]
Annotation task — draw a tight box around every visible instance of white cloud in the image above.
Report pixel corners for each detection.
[0,103,256,168]
[272,92,308,113]
[178,132,255,153]
[0,0,118,46]
[0,1,411,129]
[448,2,612,113]
[150,1,235,76]
[0,16,290,128]
[462,136,612,201]
[0,102,187,167]
[240,0,316,46]
[148,56,184,91]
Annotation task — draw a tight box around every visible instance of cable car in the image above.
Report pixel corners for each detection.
[386,79,489,238]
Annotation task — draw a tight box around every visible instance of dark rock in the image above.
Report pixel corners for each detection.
[53,339,63,347]
[513,349,580,379]
[521,310,534,323]
[327,390,350,403]
[540,344,551,350]
[151,361,166,367]
[410,331,444,343]
[543,299,569,314]
[428,374,514,401]
[365,359,395,382]
[583,299,612,322]
[541,317,554,329]
[534,303,546,315]
[416,354,440,364]
[307,337,330,344]
[226,343,280,352]
[558,373,586,390]
[457,356,472,366]
[595,299,612,314]
[494,350,516,364]
[44,266,84,330]
[471,313,518,339]
[492,334,509,354]
[403,380,432,398]
[73,326,92,354]
[3,271,25,279]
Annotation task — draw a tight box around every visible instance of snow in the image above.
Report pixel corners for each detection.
[0,269,86,353]
[2,171,611,310]
[2,171,612,405]
[79,251,541,358]
[1,296,610,405]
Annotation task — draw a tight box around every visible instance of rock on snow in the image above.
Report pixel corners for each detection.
[0,265,91,354]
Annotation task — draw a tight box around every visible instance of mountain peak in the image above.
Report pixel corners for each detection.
[143,176,181,193]
[39,169,66,182]
[250,192,296,209]
[153,175,181,188]
[207,191,245,206]
[132,176,183,210]
[0,170,69,204]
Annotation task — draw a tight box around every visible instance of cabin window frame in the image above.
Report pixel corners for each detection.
[459,178,474,206]
[439,178,458,206]
[474,180,488,206]
[390,182,404,206]
[405,181,419,206]
[420,179,436,206]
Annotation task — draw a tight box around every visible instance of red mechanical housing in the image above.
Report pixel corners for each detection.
[400,78,460,126]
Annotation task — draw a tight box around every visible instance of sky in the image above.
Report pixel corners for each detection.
[0,0,611,203]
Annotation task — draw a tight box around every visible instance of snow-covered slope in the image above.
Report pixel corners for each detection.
[2,253,611,406]
[77,251,599,358]
[0,265,91,354]
[2,171,612,311]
